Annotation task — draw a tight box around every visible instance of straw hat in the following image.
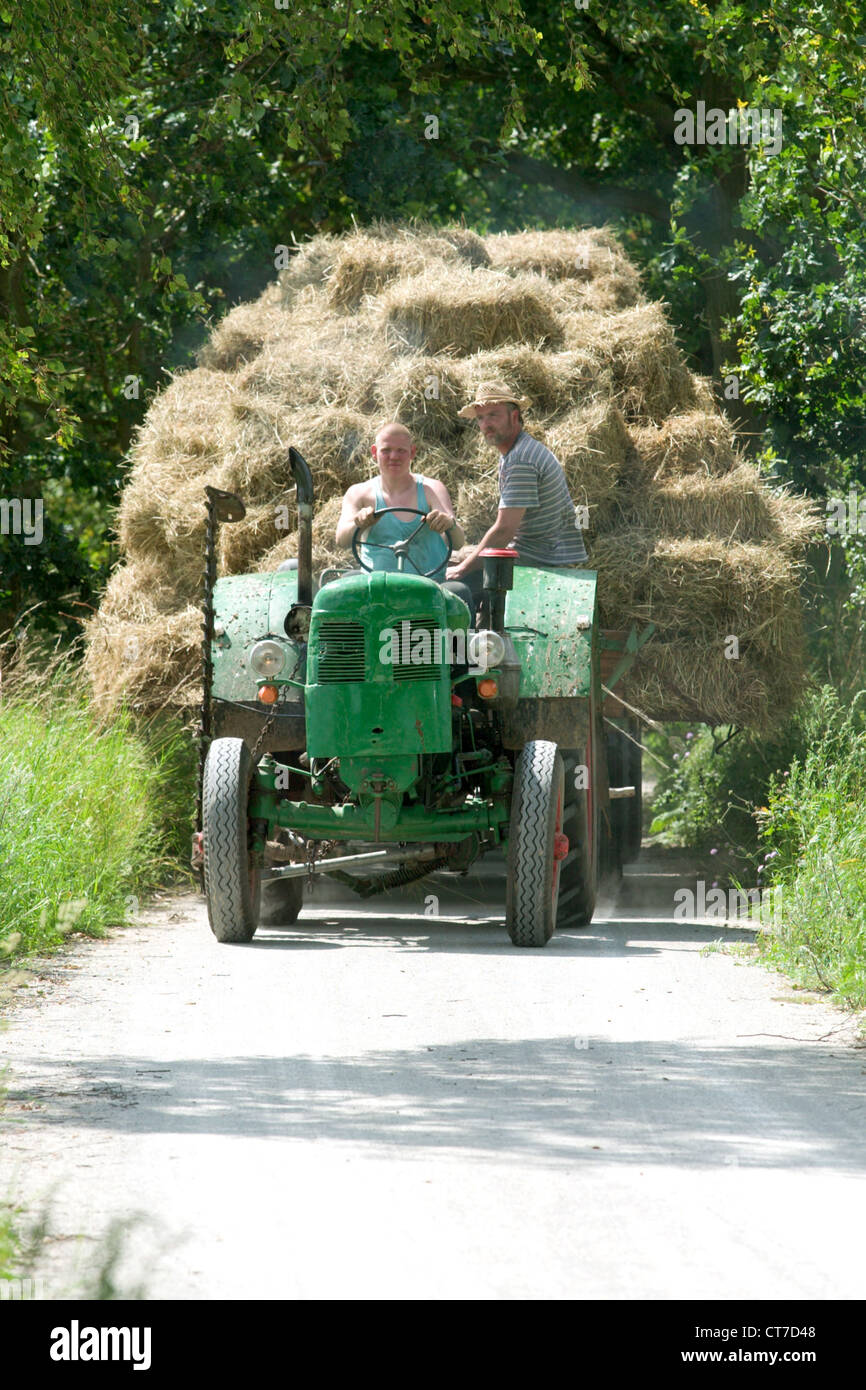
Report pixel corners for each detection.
[457,379,532,419]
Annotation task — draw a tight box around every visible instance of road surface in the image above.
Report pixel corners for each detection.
[1,849,864,1300]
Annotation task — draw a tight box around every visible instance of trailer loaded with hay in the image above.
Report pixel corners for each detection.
[85,223,820,931]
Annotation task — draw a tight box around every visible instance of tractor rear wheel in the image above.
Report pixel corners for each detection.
[559,738,600,928]
[259,875,304,926]
[203,737,261,943]
[506,740,565,947]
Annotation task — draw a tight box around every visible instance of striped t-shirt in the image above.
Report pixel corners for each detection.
[498,431,588,566]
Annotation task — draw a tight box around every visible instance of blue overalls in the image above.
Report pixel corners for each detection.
[360,477,448,581]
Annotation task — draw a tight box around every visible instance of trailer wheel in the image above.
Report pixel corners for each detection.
[606,718,643,866]
[259,876,304,926]
[621,723,643,862]
[604,724,625,878]
[203,737,261,943]
[506,740,565,947]
[559,735,600,928]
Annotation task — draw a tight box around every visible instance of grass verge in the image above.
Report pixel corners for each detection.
[755,687,866,1010]
[0,648,196,959]
[646,686,866,1012]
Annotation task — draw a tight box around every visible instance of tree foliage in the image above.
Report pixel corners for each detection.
[1,1,864,645]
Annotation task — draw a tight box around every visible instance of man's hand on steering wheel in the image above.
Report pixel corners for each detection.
[351,506,453,579]
[423,508,455,534]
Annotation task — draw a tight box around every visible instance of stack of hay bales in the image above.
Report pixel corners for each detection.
[86,222,820,729]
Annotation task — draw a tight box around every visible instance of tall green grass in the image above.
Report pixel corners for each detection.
[647,686,866,1010]
[0,655,196,957]
[757,687,866,1009]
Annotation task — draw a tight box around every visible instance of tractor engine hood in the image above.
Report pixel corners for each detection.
[305,570,467,761]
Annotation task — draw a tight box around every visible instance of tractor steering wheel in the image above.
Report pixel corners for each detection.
[352,506,453,579]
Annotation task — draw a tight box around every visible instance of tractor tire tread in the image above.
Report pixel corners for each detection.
[203,738,259,944]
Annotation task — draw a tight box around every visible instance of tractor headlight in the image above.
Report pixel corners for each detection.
[249,639,286,678]
[467,629,506,671]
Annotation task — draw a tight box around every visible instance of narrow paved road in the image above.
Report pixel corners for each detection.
[2,850,864,1300]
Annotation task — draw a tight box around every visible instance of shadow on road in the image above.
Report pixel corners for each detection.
[6,1034,862,1173]
[245,845,761,956]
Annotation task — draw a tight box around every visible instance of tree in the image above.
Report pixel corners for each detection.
[3,1,865,647]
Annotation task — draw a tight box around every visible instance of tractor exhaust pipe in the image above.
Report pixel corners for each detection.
[289,446,314,606]
[480,548,518,633]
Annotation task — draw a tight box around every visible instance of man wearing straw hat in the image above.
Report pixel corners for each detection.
[446,380,587,589]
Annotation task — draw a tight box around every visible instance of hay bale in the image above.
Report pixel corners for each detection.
[91,221,812,726]
[691,375,717,412]
[455,469,500,546]
[632,469,819,554]
[326,224,492,310]
[254,496,346,575]
[767,489,824,554]
[566,303,696,421]
[375,356,465,442]
[99,558,195,623]
[116,368,241,575]
[221,402,371,501]
[198,286,286,371]
[620,639,805,730]
[278,233,341,303]
[592,531,803,652]
[382,268,563,355]
[117,471,215,595]
[486,227,642,311]
[218,503,287,575]
[635,464,776,542]
[439,227,491,268]
[326,237,449,311]
[328,237,445,311]
[84,605,203,713]
[547,401,631,518]
[236,328,387,414]
[454,345,609,419]
[625,410,738,484]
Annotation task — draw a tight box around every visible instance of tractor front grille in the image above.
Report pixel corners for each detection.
[317,620,365,683]
[393,619,443,683]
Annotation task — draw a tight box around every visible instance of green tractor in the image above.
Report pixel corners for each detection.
[192,450,650,947]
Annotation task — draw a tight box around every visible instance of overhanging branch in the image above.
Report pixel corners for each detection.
[503,153,669,223]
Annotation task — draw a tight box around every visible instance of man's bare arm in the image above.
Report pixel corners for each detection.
[422,480,465,548]
[335,484,375,548]
[447,507,525,576]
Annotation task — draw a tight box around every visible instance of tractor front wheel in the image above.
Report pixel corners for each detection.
[203,737,261,943]
[506,740,565,947]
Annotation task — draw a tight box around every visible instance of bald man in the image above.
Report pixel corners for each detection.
[336,422,465,580]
